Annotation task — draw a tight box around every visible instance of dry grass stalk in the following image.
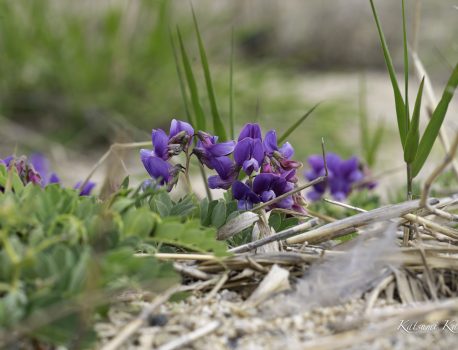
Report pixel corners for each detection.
[156,321,221,350]
[420,132,458,221]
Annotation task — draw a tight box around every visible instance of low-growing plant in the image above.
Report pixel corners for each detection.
[0,160,228,347]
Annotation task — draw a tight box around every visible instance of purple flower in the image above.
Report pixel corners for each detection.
[140,150,174,186]
[253,173,294,209]
[305,153,366,201]
[233,173,294,210]
[168,119,194,150]
[140,119,194,191]
[74,181,96,196]
[148,119,195,161]
[208,156,237,190]
[263,130,294,159]
[169,119,194,140]
[238,123,262,141]
[232,181,261,210]
[1,156,13,167]
[1,156,42,186]
[234,137,264,175]
[234,124,266,176]
[151,129,170,160]
[29,153,61,186]
[193,131,236,169]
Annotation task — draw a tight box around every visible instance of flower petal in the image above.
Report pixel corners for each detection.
[208,175,233,190]
[263,130,278,154]
[307,190,323,201]
[261,190,276,202]
[242,158,259,175]
[210,156,235,180]
[253,173,276,194]
[141,155,171,184]
[238,123,262,141]
[29,153,50,182]
[232,181,251,199]
[209,140,236,157]
[340,157,359,177]
[252,139,265,164]
[279,142,294,159]
[152,129,169,159]
[169,119,194,138]
[234,138,252,166]
[325,153,341,174]
[48,173,61,184]
[307,155,324,173]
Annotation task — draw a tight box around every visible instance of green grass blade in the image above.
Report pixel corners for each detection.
[402,0,410,128]
[191,7,227,140]
[170,32,193,126]
[229,28,235,140]
[176,26,206,131]
[411,63,458,177]
[369,0,407,146]
[404,77,424,164]
[278,102,320,144]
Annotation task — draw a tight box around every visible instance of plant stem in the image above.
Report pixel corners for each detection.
[198,163,212,201]
[403,163,413,245]
[183,151,193,193]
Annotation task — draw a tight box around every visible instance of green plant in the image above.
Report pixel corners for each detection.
[0,167,227,347]
[370,0,458,199]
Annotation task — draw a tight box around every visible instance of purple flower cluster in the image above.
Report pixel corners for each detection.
[0,154,95,196]
[305,153,375,201]
[140,119,194,190]
[140,120,305,212]
[206,123,304,211]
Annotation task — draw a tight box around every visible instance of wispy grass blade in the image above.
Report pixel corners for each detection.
[367,119,385,167]
[359,75,370,155]
[229,28,235,140]
[402,0,410,128]
[176,26,206,130]
[170,32,193,126]
[278,102,320,144]
[404,77,424,163]
[191,7,227,140]
[369,0,407,146]
[412,63,458,177]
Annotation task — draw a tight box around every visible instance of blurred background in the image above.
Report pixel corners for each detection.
[0,0,456,192]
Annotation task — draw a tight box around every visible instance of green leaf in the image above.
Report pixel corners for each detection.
[404,77,424,163]
[150,191,173,217]
[369,0,407,146]
[401,0,410,128]
[170,195,197,217]
[191,8,227,140]
[123,208,157,237]
[278,102,320,144]
[411,63,458,177]
[153,218,228,256]
[211,200,226,229]
[120,176,129,190]
[176,26,206,130]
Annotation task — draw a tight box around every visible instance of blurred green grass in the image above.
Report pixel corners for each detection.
[0,0,355,161]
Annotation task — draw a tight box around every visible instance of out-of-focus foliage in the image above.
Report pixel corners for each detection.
[0,0,179,146]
